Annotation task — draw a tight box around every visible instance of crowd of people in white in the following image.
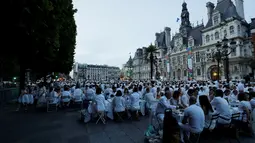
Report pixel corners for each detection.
[16,80,255,142]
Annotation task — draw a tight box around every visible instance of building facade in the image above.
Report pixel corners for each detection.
[125,0,255,81]
[165,0,254,81]
[73,63,120,81]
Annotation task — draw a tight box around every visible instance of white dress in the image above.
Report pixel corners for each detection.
[95,94,106,112]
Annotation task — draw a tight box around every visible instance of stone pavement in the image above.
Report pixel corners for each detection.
[0,110,254,143]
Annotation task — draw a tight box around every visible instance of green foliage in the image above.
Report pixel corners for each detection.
[144,44,159,79]
[2,0,77,83]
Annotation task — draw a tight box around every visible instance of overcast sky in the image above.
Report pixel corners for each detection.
[73,0,254,68]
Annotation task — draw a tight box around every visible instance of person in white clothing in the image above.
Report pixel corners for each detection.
[144,87,157,109]
[86,86,95,100]
[199,95,216,130]
[113,90,126,121]
[156,91,176,121]
[250,92,255,109]
[94,87,106,112]
[179,96,205,142]
[237,81,245,92]
[211,89,231,124]
[129,87,141,120]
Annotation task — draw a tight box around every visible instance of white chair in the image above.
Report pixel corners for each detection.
[96,111,106,124]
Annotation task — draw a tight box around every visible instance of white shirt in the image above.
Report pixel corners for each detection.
[239,101,252,122]
[144,92,157,109]
[94,94,106,111]
[113,96,126,112]
[86,88,95,100]
[211,97,231,124]
[184,104,205,133]
[181,94,189,107]
[73,88,83,101]
[237,82,244,92]
[204,111,216,130]
[250,98,255,109]
[130,92,140,109]
[61,91,71,102]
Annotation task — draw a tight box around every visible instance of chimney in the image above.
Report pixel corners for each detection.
[164,27,171,48]
[234,0,245,19]
[206,2,215,20]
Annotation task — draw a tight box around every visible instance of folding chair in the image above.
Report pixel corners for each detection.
[115,111,125,121]
[206,113,220,130]
[47,99,58,112]
[96,111,106,124]
[73,95,83,109]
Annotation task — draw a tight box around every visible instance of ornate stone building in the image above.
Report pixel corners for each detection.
[165,0,254,81]
[126,0,254,81]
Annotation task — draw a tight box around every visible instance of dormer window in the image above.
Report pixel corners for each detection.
[230,26,235,35]
[215,32,219,40]
[206,35,210,42]
[213,15,219,25]
[224,30,227,37]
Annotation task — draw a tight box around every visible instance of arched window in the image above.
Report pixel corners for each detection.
[215,32,219,40]
[230,26,235,35]
[206,35,210,42]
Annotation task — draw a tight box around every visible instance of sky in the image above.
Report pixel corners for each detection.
[73,0,254,68]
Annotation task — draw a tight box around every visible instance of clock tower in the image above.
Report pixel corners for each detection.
[179,2,192,37]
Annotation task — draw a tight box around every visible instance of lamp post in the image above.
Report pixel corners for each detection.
[215,37,237,83]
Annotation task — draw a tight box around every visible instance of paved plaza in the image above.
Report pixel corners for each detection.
[0,108,255,143]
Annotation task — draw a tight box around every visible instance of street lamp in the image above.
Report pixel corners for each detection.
[215,37,237,83]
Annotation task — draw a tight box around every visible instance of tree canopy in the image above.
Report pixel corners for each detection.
[2,0,77,86]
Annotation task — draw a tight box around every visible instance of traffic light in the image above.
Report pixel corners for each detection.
[55,76,58,79]
[13,77,16,80]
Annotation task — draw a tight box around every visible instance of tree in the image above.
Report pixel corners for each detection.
[53,0,77,74]
[3,0,77,90]
[144,44,159,80]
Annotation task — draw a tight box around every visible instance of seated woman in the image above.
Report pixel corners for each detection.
[113,90,126,121]
[129,87,141,120]
[170,91,182,108]
[238,92,252,123]
[73,83,84,102]
[94,87,106,113]
[156,91,176,121]
[199,95,216,130]
[61,85,71,107]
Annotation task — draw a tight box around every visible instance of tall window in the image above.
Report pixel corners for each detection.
[237,25,241,34]
[230,26,235,35]
[213,16,219,25]
[211,34,213,40]
[243,49,247,56]
[183,55,186,64]
[231,47,236,56]
[197,69,201,76]
[177,56,181,64]
[224,30,227,37]
[215,32,219,40]
[196,52,200,62]
[184,70,187,77]
[206,35,210,42]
